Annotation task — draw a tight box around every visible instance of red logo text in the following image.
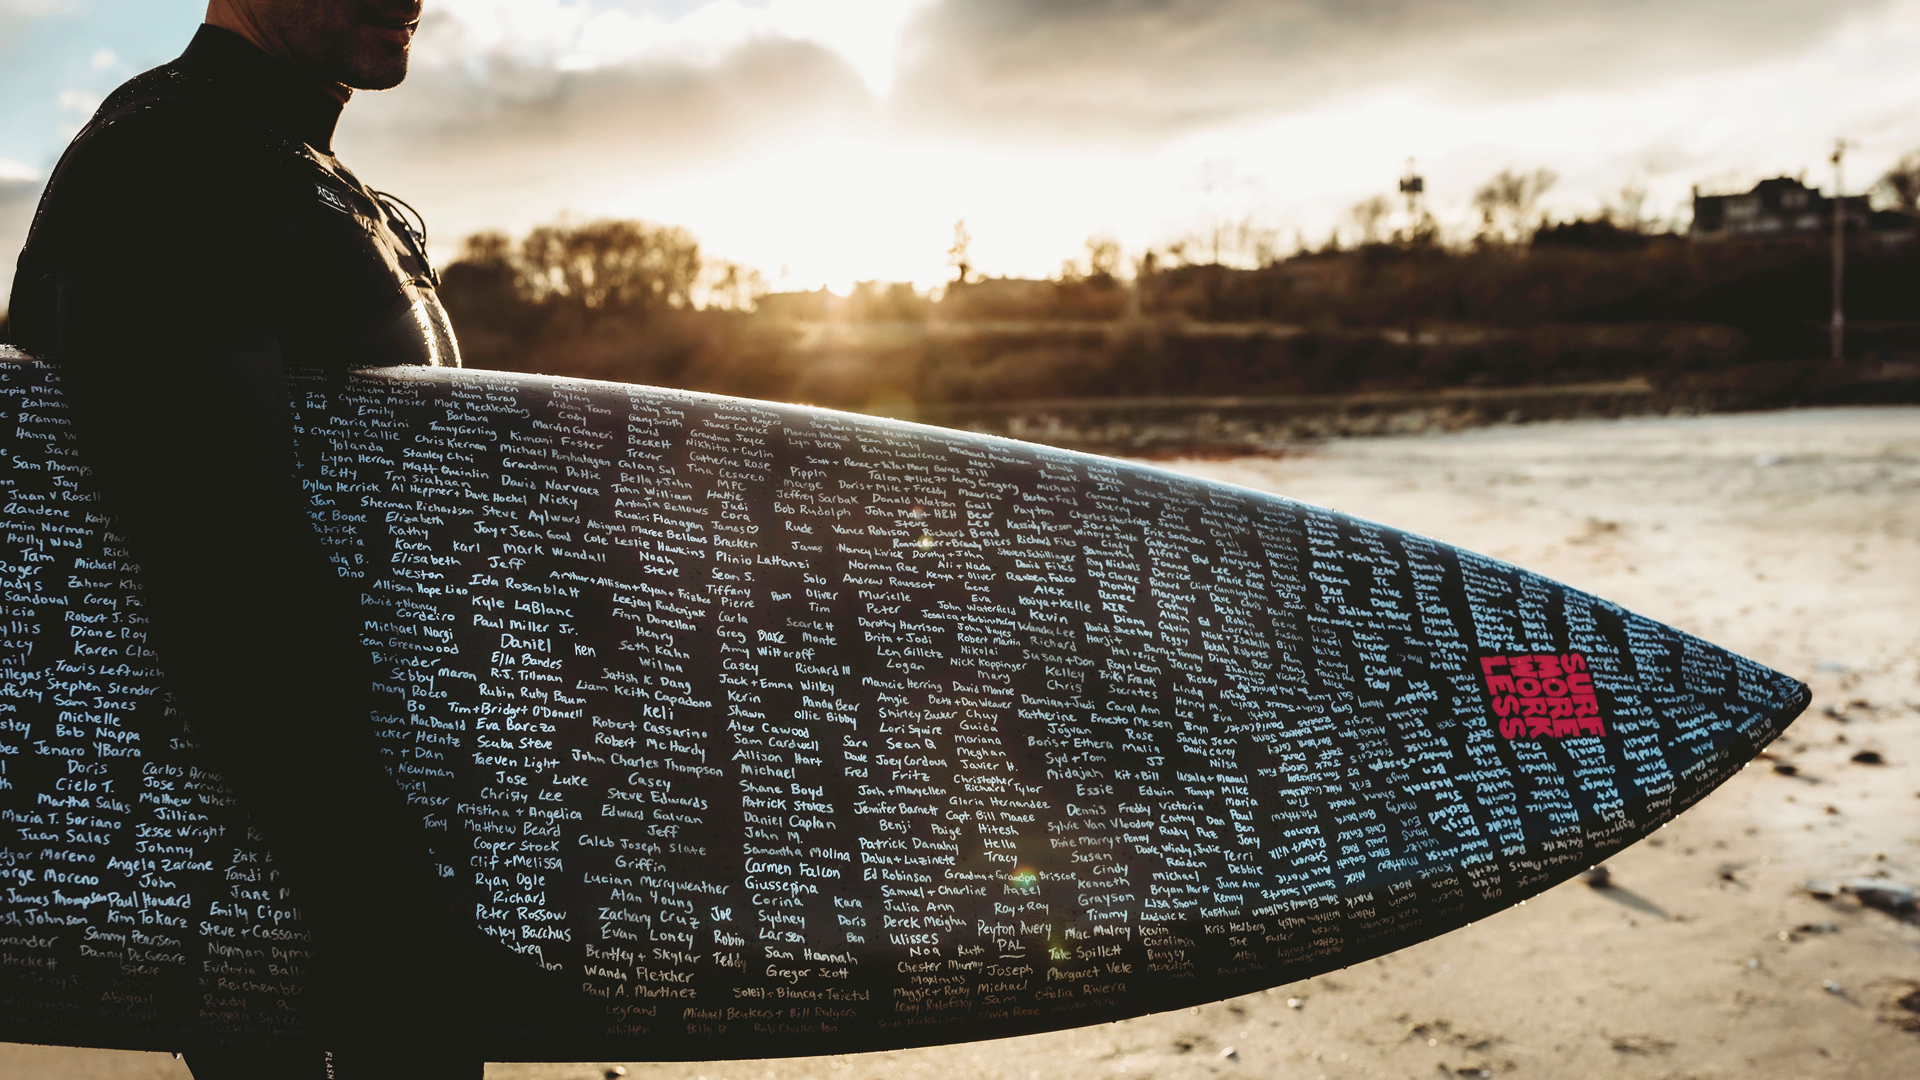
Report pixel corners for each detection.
[1481,652,1605,739]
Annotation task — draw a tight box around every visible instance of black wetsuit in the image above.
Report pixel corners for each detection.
[8,24,481,1079]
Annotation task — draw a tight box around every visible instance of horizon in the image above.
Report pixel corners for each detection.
[4,1,1920,301]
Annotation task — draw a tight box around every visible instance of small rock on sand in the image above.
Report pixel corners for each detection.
[1842,880,1917,915]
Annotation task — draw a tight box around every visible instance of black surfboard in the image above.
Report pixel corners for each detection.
[0,349,1807,1057]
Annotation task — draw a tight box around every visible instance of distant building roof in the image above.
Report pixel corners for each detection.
[1691,176,1871,242]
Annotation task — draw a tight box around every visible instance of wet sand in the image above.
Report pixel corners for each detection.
[7,405,1917,1079]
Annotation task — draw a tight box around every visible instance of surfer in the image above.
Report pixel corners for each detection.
[6,2,565,1076]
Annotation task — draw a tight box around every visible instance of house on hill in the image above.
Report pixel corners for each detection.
[1691,176,1914,247]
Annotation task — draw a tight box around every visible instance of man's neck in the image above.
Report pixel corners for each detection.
[203,0,352,105]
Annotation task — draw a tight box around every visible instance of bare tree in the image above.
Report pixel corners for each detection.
[457,230,513,268]
[947,220,974,285]
[1085,235,1122,281]
[517,219,701,315]
[1396,209,1441,248]
[1170,216,1279,267]
[1057,235,1126,284]
[436,231,527,334]
[1349,195,1393,245]
[1873,151,1920,214]
[1602,182,1649,231]
[700,261,766,311]
[1472,167,1559,244]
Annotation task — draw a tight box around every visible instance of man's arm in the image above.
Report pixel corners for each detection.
[45,110,446,932]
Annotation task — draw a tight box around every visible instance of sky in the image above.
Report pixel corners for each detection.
[4,0,1920,299]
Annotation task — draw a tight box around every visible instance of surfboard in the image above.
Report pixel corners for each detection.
[0,346,1807,1058]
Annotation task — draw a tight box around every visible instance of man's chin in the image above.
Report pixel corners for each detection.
[338,30,412,90]
[342,52,410,91]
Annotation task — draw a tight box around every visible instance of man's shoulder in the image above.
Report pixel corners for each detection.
[27,57,307,268]
[65,61,283,179]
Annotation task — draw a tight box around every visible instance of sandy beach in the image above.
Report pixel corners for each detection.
[6,404,1916,1080]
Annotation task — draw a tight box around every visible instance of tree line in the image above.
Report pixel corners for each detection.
[433,156,1920,407]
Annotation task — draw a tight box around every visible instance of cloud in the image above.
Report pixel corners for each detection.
[55,87,99,114]
[346,0,1904,216]
[349,7,884,164]
[365,23,875,146]
[0,0,78,46]
[892,0,1896,138]
[422,0,933,94]
[337,19,881,252]
[0,176,39,219]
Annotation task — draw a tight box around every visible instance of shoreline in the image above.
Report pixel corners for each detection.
[899,370,1920,455]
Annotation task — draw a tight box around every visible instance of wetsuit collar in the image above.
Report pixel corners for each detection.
[178,23,346,154]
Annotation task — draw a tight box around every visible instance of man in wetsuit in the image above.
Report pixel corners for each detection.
[7,2,561,1076]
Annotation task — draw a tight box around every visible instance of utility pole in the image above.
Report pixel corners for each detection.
[1831,139,1850,364]
[1398,158,1425,237]
[1399,158,1425,344]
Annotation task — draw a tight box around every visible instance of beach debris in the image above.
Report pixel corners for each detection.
[1772,762,1799,776]
[1287,997,1303,1010]
[1570,517,1621,544]
[1851,750,1885,765]
[1822,698,1880,721]
[604,1069,627,1079]
[1219,1046,1238,1060]
[1880,982,1920,1033]
[1407,1020,1496,1052]
[1842,879,1917,916]
[1609,1033,1676,1054]
[1802,880,1839,901]
[1581,865,1612,889]
[1826,981,1846,996]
